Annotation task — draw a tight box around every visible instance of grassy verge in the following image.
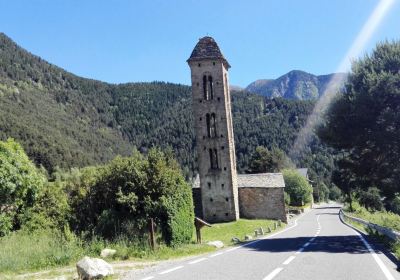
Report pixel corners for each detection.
[0,218,284,277]
[201,219,283,245]
[343,202,400,260]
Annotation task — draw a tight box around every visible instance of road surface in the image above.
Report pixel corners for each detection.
[122,204,400,280]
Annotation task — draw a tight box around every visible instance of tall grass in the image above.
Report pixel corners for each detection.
[0,229,83,272]
[201,219,283,245]
[345,201,400,232]
[0,218,282,274]
[344,201,400,259]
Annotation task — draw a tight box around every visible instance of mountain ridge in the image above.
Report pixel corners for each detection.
[246,70,347,100]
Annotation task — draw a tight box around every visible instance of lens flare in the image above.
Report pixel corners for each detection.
[290,0,395,159]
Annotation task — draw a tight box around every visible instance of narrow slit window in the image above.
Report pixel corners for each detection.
[210,113,217,138]
[206,113,211,138]
[214,149,219,169]
[209,149,219,169]
[208,76,214,100]
[203,75,209,100]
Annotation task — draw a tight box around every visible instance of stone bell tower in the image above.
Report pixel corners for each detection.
[187,36,239,222]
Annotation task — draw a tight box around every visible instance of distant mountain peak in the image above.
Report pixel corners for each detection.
[245,71,347,100]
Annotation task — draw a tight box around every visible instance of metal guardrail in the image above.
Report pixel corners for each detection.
[339,209,400,242]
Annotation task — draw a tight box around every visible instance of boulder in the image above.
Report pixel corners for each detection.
[100,248,117,258]
[207,240,224,248]
[76,256,114,280]
[245,235,253,241]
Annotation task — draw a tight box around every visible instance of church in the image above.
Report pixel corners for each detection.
[187,37,287,223]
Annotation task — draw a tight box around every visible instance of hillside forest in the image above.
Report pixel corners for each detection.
[0,32,335,188]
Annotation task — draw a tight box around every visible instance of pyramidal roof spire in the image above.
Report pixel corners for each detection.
[187,36,230,68]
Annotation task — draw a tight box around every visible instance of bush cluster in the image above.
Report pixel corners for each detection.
[0,139,194,247]
[283,169,313,206]
[69,149,194,246]
[0,139,46,236]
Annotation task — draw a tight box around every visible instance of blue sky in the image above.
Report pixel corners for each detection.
[1,0,399,87]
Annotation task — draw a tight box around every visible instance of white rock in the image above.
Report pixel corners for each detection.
[100,248,117,258]
[245,235,253,241]
[207,240,224,248]
[76,256,114,280]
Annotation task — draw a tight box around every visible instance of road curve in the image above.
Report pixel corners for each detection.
[122,204,400,280]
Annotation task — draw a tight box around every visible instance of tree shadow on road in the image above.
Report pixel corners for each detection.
[244,235,370,255]
[243,234,399,269]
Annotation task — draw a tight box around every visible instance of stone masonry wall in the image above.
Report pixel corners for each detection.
[189,58,239,223]
[238,187,287,222]
[193,186,287,222]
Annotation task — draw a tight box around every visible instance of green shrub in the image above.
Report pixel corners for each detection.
[329,185,342,201]
[388,196,400,215]
[71,148,194,246]
[0,138,46,236]
[357,187,384,211]
[146,149,194,246]
[283,169,313,206]
[313,182,329,202]
[20,180,70,232]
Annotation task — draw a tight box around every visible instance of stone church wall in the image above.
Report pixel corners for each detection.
[239,187,287,222]
[192,186,287,223]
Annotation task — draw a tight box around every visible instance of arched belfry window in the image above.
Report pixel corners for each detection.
[209,148,219,170]
[206,113,217,138]
[208,76,214,100]
[202,75,214,100]
[203,75,209,100]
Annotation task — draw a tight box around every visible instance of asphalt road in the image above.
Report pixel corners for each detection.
[122,204,400,280]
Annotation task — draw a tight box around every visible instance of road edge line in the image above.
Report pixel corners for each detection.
[339,209,395,280]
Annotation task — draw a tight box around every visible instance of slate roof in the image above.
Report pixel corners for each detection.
[187,36,230,68]
[192,173,285,189]
[237,173,285,188]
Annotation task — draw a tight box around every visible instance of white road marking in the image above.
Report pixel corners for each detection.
[188,257,207,264]
[340,209,395,280]
[225,210,313,254]
[303,242,310,247]
[358,232,395,280]
[210,252,223,258]
[158,265,184,275]
[226,247,239,252]
[140,277,154,280]
[295,247,304,254]
[282,255,296,265]
[310,237,315,242]
[262,267,284,280]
